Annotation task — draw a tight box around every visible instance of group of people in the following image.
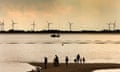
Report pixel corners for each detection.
[44,54,86,69]
[74,54,86,64]
[33,54,86,72]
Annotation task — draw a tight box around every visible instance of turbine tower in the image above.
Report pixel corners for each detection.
[108,22,111,31]
[0,21,2,31]
[113,21,116,31]
[0,20,5,31]
[31,21,36,31]
[47,21,52,31]
[11,20,17,30]
[68,22,73,31]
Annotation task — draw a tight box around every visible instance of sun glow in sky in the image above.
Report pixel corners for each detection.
[0,0,120,31]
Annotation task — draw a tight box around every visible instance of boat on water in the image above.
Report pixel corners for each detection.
[51,33,60,38]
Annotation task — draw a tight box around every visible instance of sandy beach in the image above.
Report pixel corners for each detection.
[28,63,120,72]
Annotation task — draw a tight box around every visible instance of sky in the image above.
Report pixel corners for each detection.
[0,0,120,31]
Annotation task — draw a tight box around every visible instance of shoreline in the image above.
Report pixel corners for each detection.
[28,62,120,72]
[1,30,120,34]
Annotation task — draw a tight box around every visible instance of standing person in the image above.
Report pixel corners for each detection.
[80,58,82,64]
[54,55,59,67]
[74,58,77,63]
[65,56,69,66]
[55,55,59,66]
[44,57,48,69]
[76,54,80,63]
[82,57,86,64]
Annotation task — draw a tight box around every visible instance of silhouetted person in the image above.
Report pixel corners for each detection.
[54,55,59,67]
[56,55,59,66]
[82,57,86,64]
[65,56,69,66]
[77,54,80,63]
[74,58,77,63]
[36,66,41,72]
[80,58,82,64]
[44,57,48,69]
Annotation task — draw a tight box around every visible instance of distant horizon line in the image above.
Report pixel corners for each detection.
[0,29,120,34]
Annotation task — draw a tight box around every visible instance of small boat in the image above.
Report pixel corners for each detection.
[51,33,60,38]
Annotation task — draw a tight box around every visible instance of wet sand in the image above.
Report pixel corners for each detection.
[28,63,120,72]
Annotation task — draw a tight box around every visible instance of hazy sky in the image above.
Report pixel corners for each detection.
[0,0,120,30]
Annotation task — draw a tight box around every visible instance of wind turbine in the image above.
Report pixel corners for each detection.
[113,20,116,31]
[31,21,36,31]
[11,20,17,30]
[68,22,73,31]
[0,21,2,31]
[0,20,5,31]
[107,22,111,31]
[47,21,52,31]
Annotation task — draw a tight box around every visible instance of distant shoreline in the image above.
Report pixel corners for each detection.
[1,30,120,34]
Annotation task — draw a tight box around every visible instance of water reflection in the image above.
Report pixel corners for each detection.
[94,69,120,72]
[0,62,35,72]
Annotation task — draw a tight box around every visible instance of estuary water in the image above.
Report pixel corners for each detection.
[0,34,120,72]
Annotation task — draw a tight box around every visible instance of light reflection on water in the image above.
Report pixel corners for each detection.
[93,69,120,72]
[0,62,35,72]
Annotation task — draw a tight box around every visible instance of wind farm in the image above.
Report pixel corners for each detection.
[0,20,119,34]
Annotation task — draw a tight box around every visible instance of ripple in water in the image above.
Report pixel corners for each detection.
[6,42,19,44]
[2,40,120,44]
[25,42,37,44]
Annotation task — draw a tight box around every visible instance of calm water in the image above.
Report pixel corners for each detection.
[0,34,120,72]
